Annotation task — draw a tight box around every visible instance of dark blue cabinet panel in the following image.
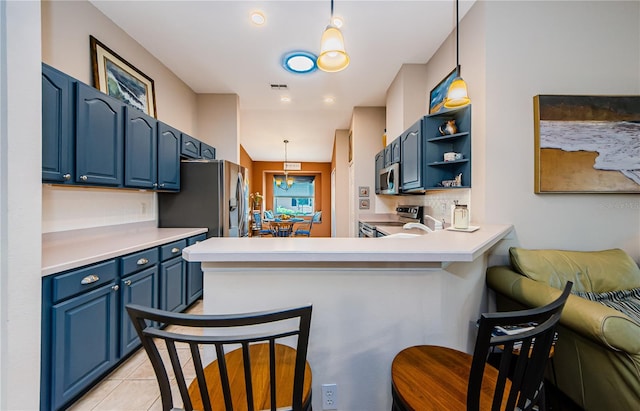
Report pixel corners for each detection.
[200,142,216,160]
[125,108,158,189]
[180,133,201,159]
[374,150,384,194]
[120,265,158,356]
[186,234,206,305]
[42,63,74,183]
[75,83,124,186]
[160,257,187,313]
[157,122,181,191]
[400,118,424,192]
[51,283,118,411]
[391,138,401,164]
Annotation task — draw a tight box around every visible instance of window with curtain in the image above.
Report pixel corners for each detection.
[273,175,315,217]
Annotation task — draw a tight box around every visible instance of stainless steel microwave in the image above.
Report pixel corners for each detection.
[379,163,400,195]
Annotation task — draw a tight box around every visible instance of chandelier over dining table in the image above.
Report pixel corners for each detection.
[275,139,295,191]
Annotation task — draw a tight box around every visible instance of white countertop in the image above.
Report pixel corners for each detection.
[184,224,513,264]
[42,222,208,276]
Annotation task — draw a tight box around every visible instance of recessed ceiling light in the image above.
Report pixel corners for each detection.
[280,96,291,103]
[282,51,318,74]
[250,11,265,25]
[323,96,335,104]
[332,16,344,28]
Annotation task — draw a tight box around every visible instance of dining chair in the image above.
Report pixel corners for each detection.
[294,211,321,237]
[391,281,573,411]
[252,211,274,236]
[126,304,313,411]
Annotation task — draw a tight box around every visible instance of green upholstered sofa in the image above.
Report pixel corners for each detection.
[486,247,640,411]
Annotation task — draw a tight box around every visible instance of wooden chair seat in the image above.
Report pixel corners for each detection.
[392,345,511,410]
[189,343,312,411]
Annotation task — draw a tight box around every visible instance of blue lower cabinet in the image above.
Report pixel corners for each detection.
[120,265,158,357]
[160,257,187,313]
[186,234,206,305]
[50,282,118,411]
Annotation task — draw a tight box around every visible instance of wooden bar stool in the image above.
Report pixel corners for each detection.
[391,282,572,411]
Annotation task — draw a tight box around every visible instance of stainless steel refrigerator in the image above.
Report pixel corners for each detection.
[158,160,249,238]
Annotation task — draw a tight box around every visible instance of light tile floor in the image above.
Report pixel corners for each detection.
[68,300,203,411]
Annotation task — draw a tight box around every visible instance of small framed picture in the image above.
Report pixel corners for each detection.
[359,199,370,210]
[429,66,458,114]
[359,186,369,197]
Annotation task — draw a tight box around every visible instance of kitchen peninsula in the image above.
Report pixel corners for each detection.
[183,224,512,411]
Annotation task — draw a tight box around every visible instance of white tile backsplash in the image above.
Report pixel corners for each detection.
[394,189,471,226]
[42,185,156,233]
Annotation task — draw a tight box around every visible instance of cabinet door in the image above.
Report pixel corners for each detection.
[51,283,118,411]
[42,63,74,183]
[374,150,385,194]
[180,133,201,159]
[160,257,187,313]
[125,108,157,189]
[120,265,158,356]
[186,234,206,305]
[384,145,392,167]
[157,122,181,191]
[200,143,216,160]
[75,83,124,186]
[400,119,424,192]
[391,138,401,164]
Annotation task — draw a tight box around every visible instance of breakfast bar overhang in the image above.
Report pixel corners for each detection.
[183,224,513,411]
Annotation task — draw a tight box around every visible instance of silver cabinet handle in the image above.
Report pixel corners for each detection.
[159,184,165,188]
[81,274,99,285]
[124,279,132,286]
[153,182,158,188]
[80,175,88,181]
[112,285,119,291]
[171,247,180,253]
[63,173,71,180]
[137,258,149,265]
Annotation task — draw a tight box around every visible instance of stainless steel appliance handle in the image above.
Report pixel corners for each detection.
[236,172,246,236]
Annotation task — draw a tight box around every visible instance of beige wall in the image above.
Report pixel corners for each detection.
[196,94,240,164]
[332,129,350,237]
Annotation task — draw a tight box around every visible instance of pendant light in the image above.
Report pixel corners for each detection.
[444,0,471,108]
[317,0,349,72]
[275,140,294,191]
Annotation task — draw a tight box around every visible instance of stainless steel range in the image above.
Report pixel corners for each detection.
[358,206,423,238]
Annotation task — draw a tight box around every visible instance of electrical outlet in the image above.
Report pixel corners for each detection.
[321,383,338,410]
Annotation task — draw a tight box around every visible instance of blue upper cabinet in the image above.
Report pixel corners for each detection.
[157,122,181,191]
[42,63,74,183]
[124,107,157,189]
[400,118,424,192]
[200,142,216,160]
[75,82,124,186]
[180,132,201,159]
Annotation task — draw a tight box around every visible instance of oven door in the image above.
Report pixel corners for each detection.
[358,222,376,238]
[379,163,400,195]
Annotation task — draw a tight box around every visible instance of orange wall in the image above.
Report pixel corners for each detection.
[241,152,331,237]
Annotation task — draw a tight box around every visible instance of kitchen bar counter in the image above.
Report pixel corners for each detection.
[183,223,512,266]
[184,223,512,411]
[42,222,207,276]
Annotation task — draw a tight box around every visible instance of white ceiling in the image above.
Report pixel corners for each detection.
[90,0,474,162]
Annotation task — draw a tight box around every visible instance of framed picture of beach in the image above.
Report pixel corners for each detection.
[429,66,458,114]
[90,35,157,118]
[533,95,640,193]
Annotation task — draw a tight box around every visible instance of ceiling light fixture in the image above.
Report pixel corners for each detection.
[275,140,294,191]
[282,51,318,74]
[250,11,265,25]
[317,0,349,73]
[444,0,471,109]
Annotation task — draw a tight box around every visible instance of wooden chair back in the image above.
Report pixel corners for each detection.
[468,281,573,411]
[126,304,313,411]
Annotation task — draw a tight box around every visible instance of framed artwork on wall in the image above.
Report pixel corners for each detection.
[533,95,640,193]
[90,35,157,118]
[429,66,458,114]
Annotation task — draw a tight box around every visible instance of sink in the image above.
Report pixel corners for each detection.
[380,233,421,239]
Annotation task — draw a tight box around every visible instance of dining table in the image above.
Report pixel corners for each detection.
[265,218,304,237]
